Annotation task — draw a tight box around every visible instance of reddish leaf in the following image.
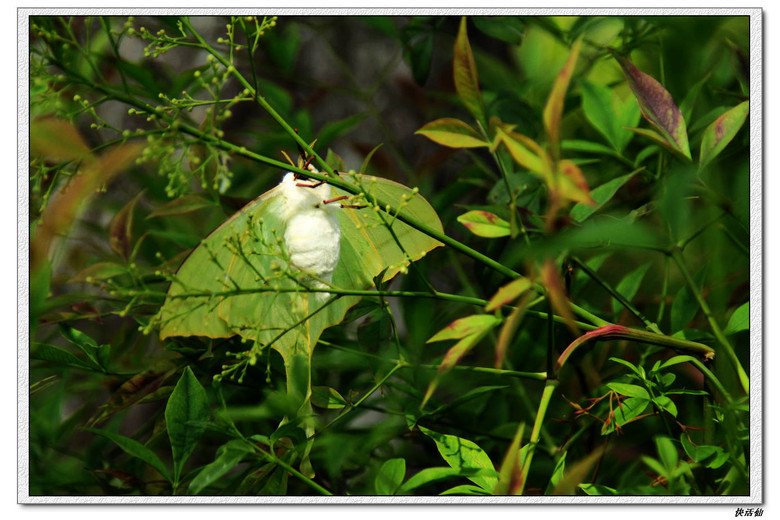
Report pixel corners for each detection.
[557,160,595,206]
[88,361,179,426]
[110,191,145,261]
[555,325,715,373]
[30,117,93,164]
[615,55,691,160]
[31,143,143,272]
[542,259,579,336]
[543,36,583,159]
[416,118,489,148]
[457,210,511,238]
[454,17,484,122]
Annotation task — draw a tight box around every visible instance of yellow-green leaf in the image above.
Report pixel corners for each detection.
[427,314,500,343]
[494,127,546,175]
[416,118,489,148]
[699,101,749,169]
[485,277,533,312]
[453,17,484,122]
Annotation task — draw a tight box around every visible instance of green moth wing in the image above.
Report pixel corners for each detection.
[158,173,443,358]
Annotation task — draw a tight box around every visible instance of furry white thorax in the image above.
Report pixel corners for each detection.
[279,172,341,298]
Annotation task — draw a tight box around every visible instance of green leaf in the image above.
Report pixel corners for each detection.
[615,55,691,160]
[147,195,215,219]
[580,80,640,152]
[32,343,100,372]
[612,262,652,315]
[188,439,253,495]
[678,73,711,123]
[375,458,406,495]
[723,301,749,336]
[419,426,498,492]
[653,395,678,417]
[453,17,484,122]
[671,281,699,333]
[59,325,108,372]
[613,397,650,428]
[416,118,489,148]
[316,113,370,149]
[570,169,640,222]
[562,139,622,157]
[659,355,697,370]
[654,436,679,474]
[85,427,171,483]
[579,483,619,495]
[607,382,650,399]
[402,23,435,85]
[397,467,464,494]
[544,452,567,495]
[311,386,347,410]
[609,357,644,378]
[472,17,524,44]
[166,366,210,485]
[69,261,128,283]
[457,210,511,238]
[680,434,729,469]
[439,484,492,495]
[699,101,749,169]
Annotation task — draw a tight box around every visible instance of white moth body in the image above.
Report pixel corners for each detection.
[278,172,341,299]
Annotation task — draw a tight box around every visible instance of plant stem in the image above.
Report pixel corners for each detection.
[311,362,405,439]
[319,340,547,381]
[670,248,749,395]
[518,378,559,495]
[571,256,663,334]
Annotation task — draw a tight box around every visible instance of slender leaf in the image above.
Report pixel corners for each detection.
[570,169,640,222]
[612,262,652,315]
[453,17,484,122]
[699,101,749,169]
[166,366,210,485]
[85,427,171,483]
[188,440,253,495]
[147,195,215,218]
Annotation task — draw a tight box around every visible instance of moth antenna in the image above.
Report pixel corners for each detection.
[322,195,350,205]
[296,180,327,188]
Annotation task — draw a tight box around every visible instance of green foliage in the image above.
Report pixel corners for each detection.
[28,14,751,498]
